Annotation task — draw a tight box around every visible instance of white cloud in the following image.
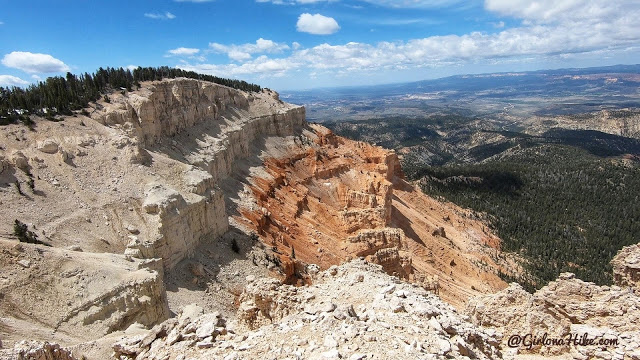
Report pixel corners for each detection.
[180,56,297,78]
[126,65,139,71]
[177,0,640,82]
[209,38,290,61]
[227,50,252,62]
[484,0,639,24]
[144,12,176,20]
[2,51,70,74]
[168,47,201,56]
[296,13,340,35]
[0,75,30,87]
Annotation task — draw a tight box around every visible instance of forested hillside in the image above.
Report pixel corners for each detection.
[406,145,640,290]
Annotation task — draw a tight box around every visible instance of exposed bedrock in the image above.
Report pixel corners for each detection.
[92,79,306,270]
[612,243,640,291]
[0,79,305,347]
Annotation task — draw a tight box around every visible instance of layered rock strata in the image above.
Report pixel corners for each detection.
[94,79,305,269]
[233,124,512,306]
[0,79,304,348]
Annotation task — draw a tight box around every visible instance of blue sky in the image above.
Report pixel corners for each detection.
[1,0,640,90]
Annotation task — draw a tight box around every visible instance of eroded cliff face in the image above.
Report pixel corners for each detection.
[241,127,411,279]
[0,79,305,350]
[96,79,249,146]
[228,124,512,307]
[92,79,305,270]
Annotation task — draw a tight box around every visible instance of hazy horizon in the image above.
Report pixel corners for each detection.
[2,0,640,91]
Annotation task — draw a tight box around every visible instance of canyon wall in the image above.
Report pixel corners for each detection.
[92,79,306,270]
[0,79,305,347]
[231,124,511,306]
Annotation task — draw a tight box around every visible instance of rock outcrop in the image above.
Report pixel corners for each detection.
[232,124,512,305]
[612,243,640,291]
[466,273,640,359]
[93,78,305,270]
[113,260,502,360]
[0,239,168,345]
[1,341,77,360]
[0,79,303,351]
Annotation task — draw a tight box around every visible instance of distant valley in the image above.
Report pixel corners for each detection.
[283,64,640,122]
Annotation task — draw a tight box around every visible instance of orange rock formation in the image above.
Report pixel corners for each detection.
[238,124,511,308]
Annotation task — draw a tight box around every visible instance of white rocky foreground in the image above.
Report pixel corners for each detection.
[112,259,501,360]
[5,251,640,360]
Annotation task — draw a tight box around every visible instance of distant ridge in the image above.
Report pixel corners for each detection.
[283,64,640,95]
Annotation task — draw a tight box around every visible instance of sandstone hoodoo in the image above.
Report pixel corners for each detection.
[2,76,639,360]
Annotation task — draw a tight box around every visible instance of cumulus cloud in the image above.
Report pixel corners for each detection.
[0,75,30,87]
[168,47,201,56]
[296,13,340,35]
[144,12,176,20]
[2,51,70,74]
[177,0,640,81]
[209,38,290,61]
[180,56,296,79]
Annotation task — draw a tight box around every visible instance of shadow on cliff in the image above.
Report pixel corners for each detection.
[162,124,304,307]
[389,178,426,246]
[164,224,269,295]
[146,119,224,164]
[218,135,272,218]
[390,197,425,247]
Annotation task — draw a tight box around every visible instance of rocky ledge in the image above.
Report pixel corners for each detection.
[466,273,640,359]
[113,259,502,360]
